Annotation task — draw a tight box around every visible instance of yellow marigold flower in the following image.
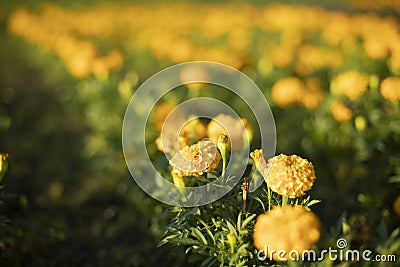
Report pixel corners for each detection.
[250,149,269,178]
[330,71,369,100]
[394,196,400,217]
[265,154,316,198]
[253,205,321,262]
[207,114,250,150]
[380,77,400,101]
[300,78,325,110]
[270,45,294,68]
[363,38,389,60]
[271,77,305,108]
[169,140,221,177]
[330,99,353,122]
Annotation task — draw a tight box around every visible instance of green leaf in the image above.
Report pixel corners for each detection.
[200,256,218,267]
[307,199,321,207]
[237,212,242,232]
[191,228,208,245]
[226,220,237,236]
[377,219,388,240]
[168,237,202,246]
[241,214,257,229]
[389,175,400,183]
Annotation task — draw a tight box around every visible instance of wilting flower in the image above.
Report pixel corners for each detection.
[380,77,400,101]
[394,196,400,217]
[330,71,369,100]
[169,140,221,177]
[207,114,251,150]
[330,99,353,122]
[253,205,321,262]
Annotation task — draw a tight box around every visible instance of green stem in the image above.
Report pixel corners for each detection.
[282,196,288,206]
[267,186,271,211]
[221,152,227,178]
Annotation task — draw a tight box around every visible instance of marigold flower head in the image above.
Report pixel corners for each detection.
[394,196,400,217]
[266,154,316,198]
[169,140,221,177]
[363,38,389,60]
[380,77,400,101]
[330,71,369,100]
[271,77,305,108]
[330,99,353,122]
[253,205,321,262]
[207,114,250,150]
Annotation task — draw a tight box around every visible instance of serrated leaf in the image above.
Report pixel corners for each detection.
[192,228,208,245]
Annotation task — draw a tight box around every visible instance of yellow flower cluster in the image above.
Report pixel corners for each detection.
[380,77,400,101]
[8,7,123,78]
[330,71,370,100]
[271,77,324,109]
[330,100,353,122]
[352,0,400,13]
[253,205,321,262]
[251,151,316,198]
[7,3,400,79]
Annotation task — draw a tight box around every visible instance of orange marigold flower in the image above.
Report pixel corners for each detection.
[169,140,221,177]
[253,205,321,262]
[330,99,353,122]
[380,77,400,101]
[265,154,316,198]
[330,71,369,100]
